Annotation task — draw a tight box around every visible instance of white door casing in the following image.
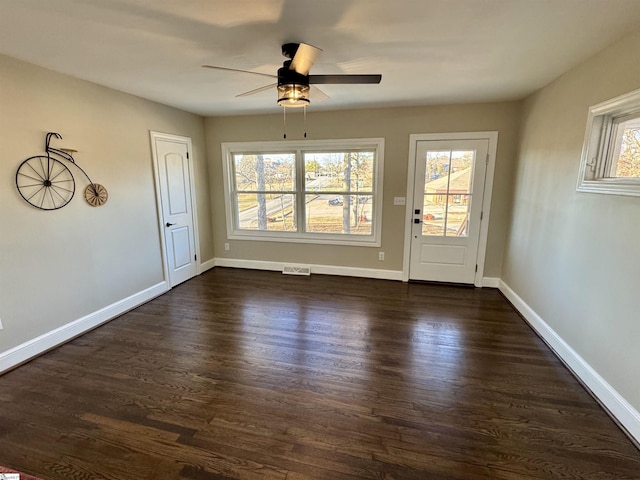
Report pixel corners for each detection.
[150,132,199,288]
[403,132,498,285]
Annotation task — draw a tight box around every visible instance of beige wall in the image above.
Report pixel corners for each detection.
[503,30,640,409]
[206,102,521,276]
[0,54,212,352]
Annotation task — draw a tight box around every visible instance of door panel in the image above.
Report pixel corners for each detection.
[170,227,192,269]
[165,154,188,215]
[155,138,197,287]
[409,139,488,283]
[420,244,466,265]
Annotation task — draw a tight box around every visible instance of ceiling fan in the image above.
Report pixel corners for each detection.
[203,43,382,108]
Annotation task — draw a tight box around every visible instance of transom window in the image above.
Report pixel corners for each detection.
[222,139,384,246]
[578,88,640,196]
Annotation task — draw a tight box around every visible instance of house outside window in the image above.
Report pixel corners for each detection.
[221,138,384,246]
[577,88,640,197]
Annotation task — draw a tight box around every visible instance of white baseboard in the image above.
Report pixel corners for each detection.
[199,258,216,273]
[481,277,500,288]
[499,279,640,445]
[0,281,168,374]
[214,257,404,281]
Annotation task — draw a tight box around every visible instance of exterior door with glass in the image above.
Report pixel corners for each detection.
[409,138,488,283]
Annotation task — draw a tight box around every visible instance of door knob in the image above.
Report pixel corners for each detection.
[166,222,175,227]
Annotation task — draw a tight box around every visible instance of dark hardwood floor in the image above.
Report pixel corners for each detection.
[0,268,638,479]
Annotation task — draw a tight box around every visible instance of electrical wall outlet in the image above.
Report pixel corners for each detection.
[378,251,385,261]
[224,242,230,251]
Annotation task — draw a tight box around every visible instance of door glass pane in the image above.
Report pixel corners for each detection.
[423,149,475,237]
[236,193,296,231]
[450,151,474,193]
[422,194,445,236]
[445,195,470,237]
[425,151,451,193]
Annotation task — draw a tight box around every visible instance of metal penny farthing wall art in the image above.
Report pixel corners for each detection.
[16,132,108,210]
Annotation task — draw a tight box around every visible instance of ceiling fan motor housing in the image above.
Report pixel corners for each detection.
[278,62,308,87]
[281,43,301,59]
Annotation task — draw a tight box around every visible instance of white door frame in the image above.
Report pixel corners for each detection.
[402,132,498,286]
[150,131,202,286]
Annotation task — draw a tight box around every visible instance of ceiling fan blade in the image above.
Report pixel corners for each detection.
[309,74,382,85]
[289,43,322,75]
[202,65,277,79]
[236,83,277,97]
[310,85,330,102]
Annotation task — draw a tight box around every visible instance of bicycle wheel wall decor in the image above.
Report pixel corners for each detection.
[16,155,76,210]
[15,132,108,210]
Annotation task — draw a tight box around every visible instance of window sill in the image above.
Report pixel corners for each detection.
[577,179,640,197]
[228,231,381,247]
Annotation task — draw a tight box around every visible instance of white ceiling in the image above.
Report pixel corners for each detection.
[2,0,640,116]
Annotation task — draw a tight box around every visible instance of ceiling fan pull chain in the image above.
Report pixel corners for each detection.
[283,107,287,139]
[303,105,307,139]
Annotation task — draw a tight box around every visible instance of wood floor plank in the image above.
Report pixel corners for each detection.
[0,267,638,479]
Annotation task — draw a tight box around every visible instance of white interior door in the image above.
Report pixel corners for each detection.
[409,138,488,284]
[152,134,198,287]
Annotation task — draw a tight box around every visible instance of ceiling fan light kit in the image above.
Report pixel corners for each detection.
[277,84,310,107]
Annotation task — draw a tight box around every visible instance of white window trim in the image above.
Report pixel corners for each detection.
[221,138,384,246]
[577,88,640,197]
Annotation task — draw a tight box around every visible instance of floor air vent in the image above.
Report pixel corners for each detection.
[282,265,311,276]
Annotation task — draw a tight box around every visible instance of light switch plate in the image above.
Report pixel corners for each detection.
[393,197,406,205]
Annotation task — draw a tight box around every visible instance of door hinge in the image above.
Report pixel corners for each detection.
[194,254,197,261]
[480,211,483,221]
[486,153,489,164]
[186,151,190,159]
[475,264,478,273]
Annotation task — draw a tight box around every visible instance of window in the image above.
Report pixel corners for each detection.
[577,88,640,196]
[222,138,384,246]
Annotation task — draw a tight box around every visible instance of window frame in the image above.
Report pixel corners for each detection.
[577,88,640,197]
[221,138,385,246]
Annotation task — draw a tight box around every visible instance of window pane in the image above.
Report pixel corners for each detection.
[613,123,640,178]
[236,193,296,231]
[304,152,374,193]
[305,194,372,235]
[234,153,295,191]
[445,195,471,237]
